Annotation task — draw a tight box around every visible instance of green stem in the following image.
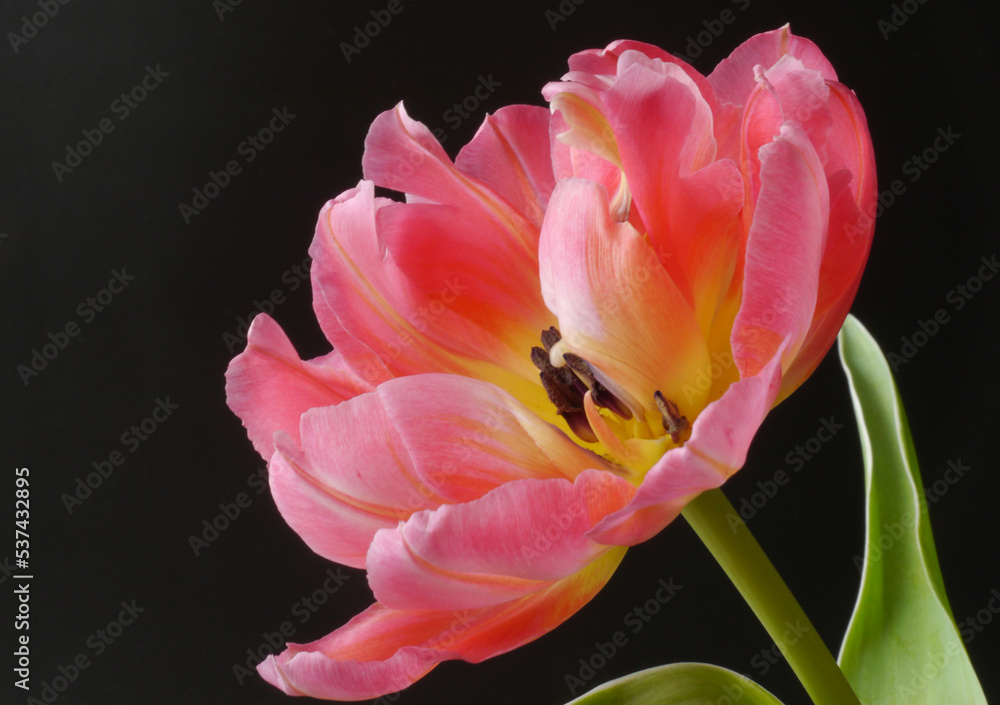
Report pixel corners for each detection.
[681,488,861,705]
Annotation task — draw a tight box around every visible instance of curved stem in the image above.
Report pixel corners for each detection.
[681,488,861,705]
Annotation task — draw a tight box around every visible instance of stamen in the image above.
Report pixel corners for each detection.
[563,411,598,444]
[533,325,634,441]
[654,391,689,444]
[591,384,634,421]
[564,353,633,420]
[540,326,562,352]
[533,342,597,444]
[530,346,550,371]
[561,353,594,383]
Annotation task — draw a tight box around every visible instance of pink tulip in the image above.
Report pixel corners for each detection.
[226,26,876,700]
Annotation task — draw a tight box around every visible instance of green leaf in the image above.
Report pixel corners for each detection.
[565,663,786,705]
[837,315,986,705]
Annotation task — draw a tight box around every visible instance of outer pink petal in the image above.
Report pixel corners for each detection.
[362,103,540,259]
[309,181,461,383]
[589,340,787,546]
[732,122,829,379]
[378,374,608,499]
[259,549,625,700]
[777,83,876,400]
[454,105,556,229]
[367,470,634,611]
[268,374,609,568]
[224,313,371,460]
[738,54,832,215]
[314,104,558,381]
[539,178,711,419]
[556,40,743,166]
[708,25,838,108]
[373,200,549,369]
[371,103,557,346]
[268,435,399,569]
[258,604,456,700]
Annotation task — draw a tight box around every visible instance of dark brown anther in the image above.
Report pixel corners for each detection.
[564,411,598,444]
[539,370,579,416]
[591,384,634,420]
[533,325,633,443]
[534,342,596,443]
[530,346,551,372]
[654,391,689,444]
[564,353,633,420]
[540,326,562,352]
[562,353,595,385]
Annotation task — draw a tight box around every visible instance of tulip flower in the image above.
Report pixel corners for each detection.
[226,25,875,700]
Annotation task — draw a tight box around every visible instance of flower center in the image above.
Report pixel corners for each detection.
[531,327,690,473]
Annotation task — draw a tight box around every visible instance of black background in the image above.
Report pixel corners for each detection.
[1,1,998,704]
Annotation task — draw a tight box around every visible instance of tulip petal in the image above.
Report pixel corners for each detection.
[362,103,539,259]
[777,83,876,399]
[597,55,745,333]
[371,104,558,356]
[269,374,610,568]
[708,25,837,108]
[269,435,400,569]
[589,341,786,546]
[309,181,461,382]
[738,55,832,214]
[368,470,635,611]
[224,313,371,460]
[455,105,557,229]
[315,105,562,389]
[373,200,549,368]
[732,122,829,378]
[259,548,625,700]
[539,178,711,421]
